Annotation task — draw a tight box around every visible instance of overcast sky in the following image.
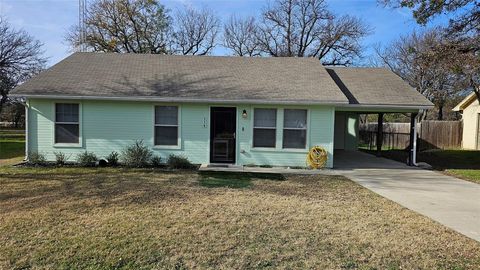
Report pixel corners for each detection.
[0,0,450,67]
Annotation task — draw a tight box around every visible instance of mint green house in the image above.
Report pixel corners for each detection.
[12,53,432,168]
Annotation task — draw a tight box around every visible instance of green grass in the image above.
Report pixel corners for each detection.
[363,149,480,183]
[446,169,480,184]
[1,169,480,269]
[0,129,25,162]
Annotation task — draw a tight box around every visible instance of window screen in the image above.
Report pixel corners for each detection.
[55,103,79,144]
[253,108,276,148]
[154,106,179,146]
[283,109,307,149]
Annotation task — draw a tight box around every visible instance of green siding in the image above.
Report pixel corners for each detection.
[236,105,334,168]
[27,99,335,168]
[332,111,359,151]
[344,113,359,151]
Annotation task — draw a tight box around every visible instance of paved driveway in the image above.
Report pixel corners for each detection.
[335,151,480,242]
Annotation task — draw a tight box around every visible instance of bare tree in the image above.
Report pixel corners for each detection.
[66,0,171,54]
[380,0,480,104]
[375,29,461,120]
[0,102,25,128]
[0,17,46,112]
[429,36,480,104]
[313,15,371,65]
[255,0,370,65]
[172,7,220,55]
[224,15,261,56]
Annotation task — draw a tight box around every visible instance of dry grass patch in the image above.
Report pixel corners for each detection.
[0,168,479,269]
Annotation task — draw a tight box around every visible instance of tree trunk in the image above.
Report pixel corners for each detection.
[438,104,444,120]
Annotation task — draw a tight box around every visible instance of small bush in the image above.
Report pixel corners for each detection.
[28,152,46,165]
[76,151,97,167]
[106,151,119,166]
[167,154,193,169]
[53,151,70,166]
[121,140,153,167]
[151,155,163,167]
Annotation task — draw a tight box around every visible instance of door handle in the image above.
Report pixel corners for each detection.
[233,132,236,139]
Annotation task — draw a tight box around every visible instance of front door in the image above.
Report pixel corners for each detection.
[210,107,236,163]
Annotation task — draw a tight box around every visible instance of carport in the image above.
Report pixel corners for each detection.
[326,67,433,168]
[334,149,411,169]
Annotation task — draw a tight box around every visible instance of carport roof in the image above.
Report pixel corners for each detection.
[326,67,433,108]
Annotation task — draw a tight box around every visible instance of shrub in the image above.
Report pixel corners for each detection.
[28,152,46,165]
[151,155,163,167]
[121,140,153,167]
[53,151,70,166]
[167,154,193,169]
[106,151,119,166]
[76,151,97,167]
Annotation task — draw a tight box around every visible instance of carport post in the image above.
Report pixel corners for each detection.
[376,113,384,157]
[408,112,418,166]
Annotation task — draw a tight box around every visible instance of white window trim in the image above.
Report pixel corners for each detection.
[252,108,277,149]
[52,102,83,148]
[282,109,309,150]
[153,104,182,150]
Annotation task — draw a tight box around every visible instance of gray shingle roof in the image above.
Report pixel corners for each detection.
[12,52,348,104]
[13,52,433,108]
[326,67,433,107]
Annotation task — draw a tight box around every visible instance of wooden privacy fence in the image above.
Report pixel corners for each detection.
[359,121,463,150]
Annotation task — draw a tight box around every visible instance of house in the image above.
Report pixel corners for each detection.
[453,92,480,150]
[11,53,433,168]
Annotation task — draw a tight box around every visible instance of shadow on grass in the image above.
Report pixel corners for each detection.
[0,140,25,159]
[198,171,285,189]
[0,171,196,213]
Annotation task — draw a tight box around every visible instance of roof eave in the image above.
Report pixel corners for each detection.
[336,103,434,111]
[453,92,476,111]
[12,94,350,106]
[12,94,434,110]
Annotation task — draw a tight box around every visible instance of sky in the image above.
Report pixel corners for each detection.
[0,0,451,67]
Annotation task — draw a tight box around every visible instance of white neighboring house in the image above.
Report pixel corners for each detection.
[453,92,480,150]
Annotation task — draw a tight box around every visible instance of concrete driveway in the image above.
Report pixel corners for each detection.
[335,151,480,242]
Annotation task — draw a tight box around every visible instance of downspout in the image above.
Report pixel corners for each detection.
[24,99,29,161]
[412,109,425,166]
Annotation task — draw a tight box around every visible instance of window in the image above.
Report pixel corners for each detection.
[55,103,80,144]
[154,106,179,146]
[283,109,307,149]
[253,108,276,148]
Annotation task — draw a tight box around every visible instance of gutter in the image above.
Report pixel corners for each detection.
[336,103,434,110]
[9,94,350,106]
[9,94,434,110]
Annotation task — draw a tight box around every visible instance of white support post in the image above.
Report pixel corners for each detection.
[412,115,418,166]
[408,112,418,166]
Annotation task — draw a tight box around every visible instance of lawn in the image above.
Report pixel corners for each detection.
[363,149,480,184]
[1,168,480,269]
[0,128,25,166]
